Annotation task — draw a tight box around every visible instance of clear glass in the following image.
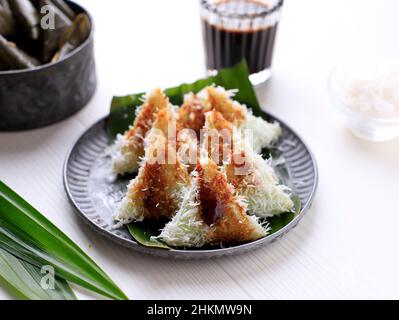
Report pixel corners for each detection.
[200,0,284,85]
[329,63,399,142]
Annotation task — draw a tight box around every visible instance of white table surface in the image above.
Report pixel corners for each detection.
[1,0,399,300]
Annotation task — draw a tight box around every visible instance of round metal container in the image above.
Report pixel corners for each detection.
[0,1,96,131]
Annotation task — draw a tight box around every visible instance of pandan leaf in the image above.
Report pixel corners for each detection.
[0,181,128,300]
[0,247,76,300]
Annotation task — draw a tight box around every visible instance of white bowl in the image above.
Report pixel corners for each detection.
[328,62,399,142]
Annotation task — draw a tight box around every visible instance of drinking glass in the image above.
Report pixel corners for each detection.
[200,0,284,85]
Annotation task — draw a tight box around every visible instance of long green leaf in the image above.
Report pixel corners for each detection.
[107,60,301,249]
[0,247,76,300]
[0,181,128,300]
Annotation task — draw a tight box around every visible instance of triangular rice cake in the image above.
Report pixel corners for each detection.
[224,148,294,218]
[112,88,169,175]
[114,109,190,223]
[199,86,247,127]
[204,110,294,218]
[177,93,206,138]
[176,93,207,170]
[158,157,266,247]
[199,86,282,152]
[202,110,234,166]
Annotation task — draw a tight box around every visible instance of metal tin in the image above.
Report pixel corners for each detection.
[0,1,96,131]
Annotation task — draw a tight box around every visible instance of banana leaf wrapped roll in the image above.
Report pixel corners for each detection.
[31,0,76,20]
[0,34,40,70]
[51,0,75,20]
[8,0,40,40]
[52,13,90,63]
[39,0,72,62]
[0,0,17,36]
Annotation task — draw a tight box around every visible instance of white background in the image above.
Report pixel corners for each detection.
[1,0,399,299]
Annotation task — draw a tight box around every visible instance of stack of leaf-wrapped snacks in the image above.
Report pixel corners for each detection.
[0,0,90,71]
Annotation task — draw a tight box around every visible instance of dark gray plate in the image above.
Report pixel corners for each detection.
[63,115,318,259]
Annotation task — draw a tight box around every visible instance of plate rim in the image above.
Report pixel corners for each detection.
[63,114,319,258]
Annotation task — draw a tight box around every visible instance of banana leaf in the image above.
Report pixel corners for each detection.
[127,196,301,250]
[267,196,301,234]
[51,13,90,63]
[39,0,72,62]
[31,0,76,20]
[0,34,39,70]
[0,248,76,300]
[108,60,302,250]
[108,60,260,138]
[127,223,170,250]
[0,0,17,36]
[51,0,75,20]
[0,181,128,300]
[8,0,40,40]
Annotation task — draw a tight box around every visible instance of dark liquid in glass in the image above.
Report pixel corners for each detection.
[202,0,279,74]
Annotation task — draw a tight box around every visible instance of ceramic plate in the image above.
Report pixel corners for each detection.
[64,114,318,259]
